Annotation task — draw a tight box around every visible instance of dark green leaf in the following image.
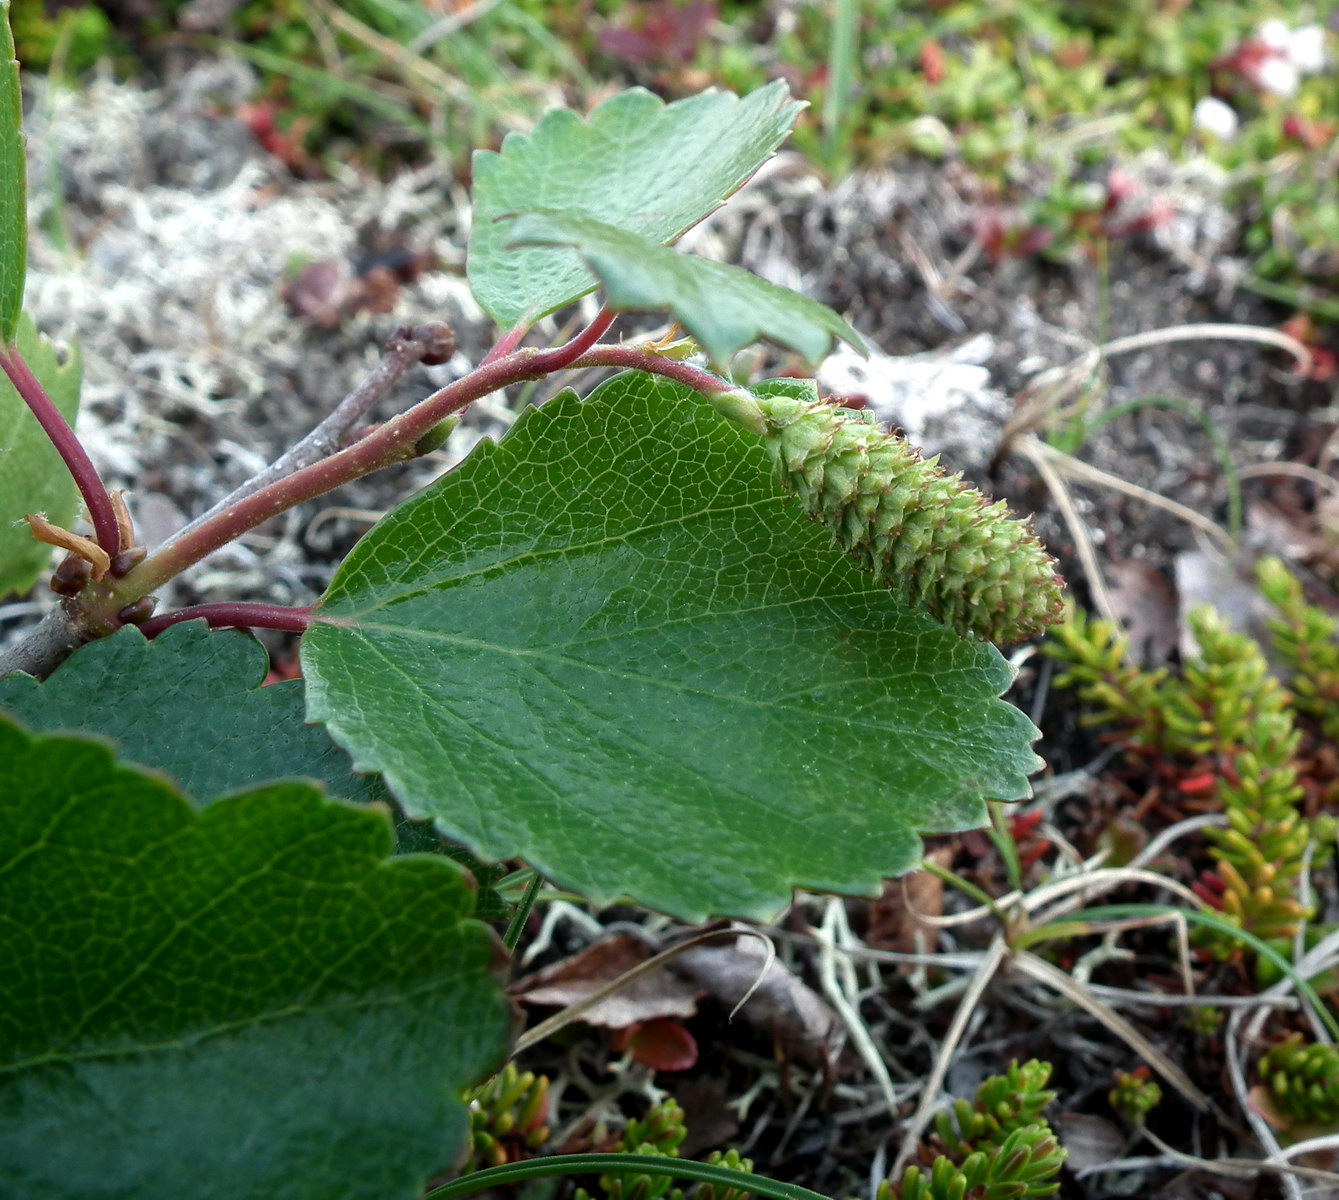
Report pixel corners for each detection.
[303,373,1040,922]
[0,715,513,1200]
[0,313,81,598]
[467,83,802,330]
[0,620,376,803]
[504,211,865,368]
[0,621,514,916]
[0,0,22,344]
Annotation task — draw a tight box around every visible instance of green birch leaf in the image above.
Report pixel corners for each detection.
[0,716,512,1200]
[504,210,865,368]
[0,313,81,597]
[0,621,377,803]
[467,82,802,330]
[0,0,22,344]
[302,372,1041,923]
[0,623,513,916]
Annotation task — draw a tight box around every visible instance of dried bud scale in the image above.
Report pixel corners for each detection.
[749,384,1064,645]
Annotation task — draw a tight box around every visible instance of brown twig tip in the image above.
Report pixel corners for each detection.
[411,322,457,366]
[25,514,112,581]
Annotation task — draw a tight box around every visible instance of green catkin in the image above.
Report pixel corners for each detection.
[750,388,1064,644]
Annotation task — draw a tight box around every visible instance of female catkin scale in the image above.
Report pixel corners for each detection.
[750,388,1065,645]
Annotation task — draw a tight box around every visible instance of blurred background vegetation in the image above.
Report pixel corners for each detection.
[10,0,1338,326]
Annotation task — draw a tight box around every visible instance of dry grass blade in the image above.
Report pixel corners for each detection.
[1017,436,1118,624]
[1013,951,1212,1112]
[1238,461,1339,499]
[891,936,1008,1175]
[1028,438,1235,552]
[1098,322,1311,373]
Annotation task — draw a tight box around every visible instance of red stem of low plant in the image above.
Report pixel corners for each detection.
[568,344,732,394]
[137,603,315,638]
[100,340,735,617]
[106,349,552,606]
[478,320,531,367]
[528,305,617,373]
[0,346,121,556]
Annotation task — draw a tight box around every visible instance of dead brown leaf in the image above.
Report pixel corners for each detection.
[671,935,839,1069]
[512,934,701,1029]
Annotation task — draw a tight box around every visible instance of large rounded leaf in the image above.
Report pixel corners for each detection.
[302,373,1041,921]
[467,82,802,330]
[0,716,513,1200]
[0,621,375,803]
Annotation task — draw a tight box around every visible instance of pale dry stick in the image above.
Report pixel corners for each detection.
[891,936,1009,1176]
[1026,865,1207,927]
[1316,426,1339,478]
[1238,460,1339,498]
[1243,927,1339,1048]
[907,861,1204,933]
[1085,983,1300,1012]
[519,899,605,967]
[1032,908,1196,1003]
[1014,951,1212,1111]
[512,927,776,1056]
[1269,1132,1339,1172]
[1141,1126,1339,1195]
[1017,436,1119,625]
[765,927,984,972]
[1002,348,1102,443]
[1229,994,1308,1200]
[1073,1152,1186,1180]
[1099,322,1311,374]
[1221,928,1339,1188]
[1037,822,1091,873]
[814,897,901,1120]
[1128,813,1230,871]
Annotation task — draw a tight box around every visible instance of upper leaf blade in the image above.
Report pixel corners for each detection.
[0,716,512,1200]
[0,0,22,344]
[302,372,1041,922]
[467,82,803,330]
[505,210,865,367]
[0,314,80,598]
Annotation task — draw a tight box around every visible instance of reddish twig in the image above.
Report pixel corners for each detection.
[568,344,733,395]
[479,319,531,367]
[172,324,451,545]
[0,345,120,556]
[137,603,315,638]
[529,305,617,373]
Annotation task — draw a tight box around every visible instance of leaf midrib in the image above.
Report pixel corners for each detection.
[320,492,782,620]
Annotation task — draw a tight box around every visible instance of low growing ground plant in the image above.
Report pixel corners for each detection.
[0,8,1073,1196]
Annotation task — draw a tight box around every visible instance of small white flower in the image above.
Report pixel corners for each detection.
[1256,55,1300,97]
[1193,96,1239,140]
[1287,24,1328,75]
[1255,18,1292,51]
